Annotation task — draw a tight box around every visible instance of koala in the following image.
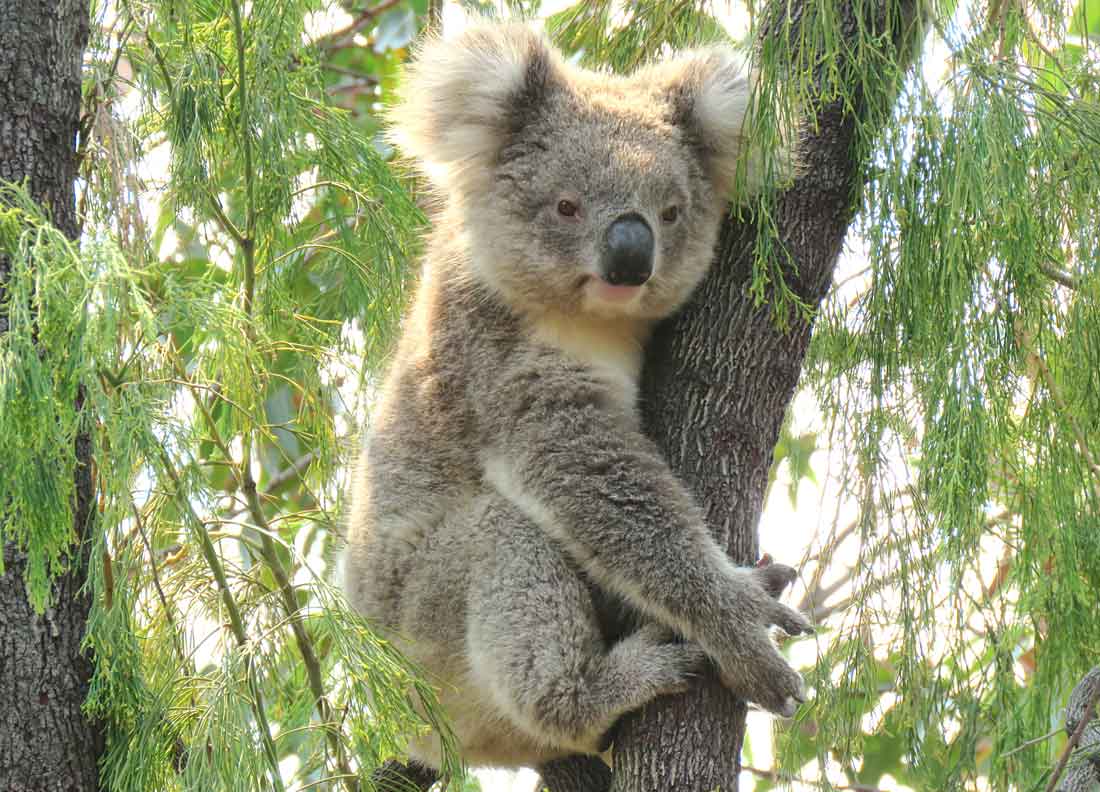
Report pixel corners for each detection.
[343,22,810,772]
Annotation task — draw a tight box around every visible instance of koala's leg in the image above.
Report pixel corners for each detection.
[465,495,704,756]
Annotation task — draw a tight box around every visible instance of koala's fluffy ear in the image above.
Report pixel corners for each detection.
[388,24,559,188]
[648,48,799,198]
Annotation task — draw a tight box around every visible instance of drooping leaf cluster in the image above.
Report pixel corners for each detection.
[777,0,1100,789]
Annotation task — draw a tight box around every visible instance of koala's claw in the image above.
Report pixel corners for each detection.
[778,680,811,717]
[779,697,800,718]
[770,603,814,637]
[758,670,808,716]
[718,659,806,716]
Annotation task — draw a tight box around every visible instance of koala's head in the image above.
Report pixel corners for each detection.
[390,23,793,321]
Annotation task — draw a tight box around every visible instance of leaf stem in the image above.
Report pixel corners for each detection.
[155,446,286,792]
[229,0,256,243]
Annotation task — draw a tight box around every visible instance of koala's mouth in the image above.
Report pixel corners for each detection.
[582,275,646,306]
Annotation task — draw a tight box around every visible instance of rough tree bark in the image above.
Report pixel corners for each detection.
[0,1,101,791]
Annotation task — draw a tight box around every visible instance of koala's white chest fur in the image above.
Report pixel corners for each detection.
[526,311,650,414]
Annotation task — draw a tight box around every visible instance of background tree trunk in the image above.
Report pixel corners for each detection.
[609,1,924,789]
[0,1,101,790]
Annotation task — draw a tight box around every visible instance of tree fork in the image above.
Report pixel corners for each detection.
[0,0,101,790]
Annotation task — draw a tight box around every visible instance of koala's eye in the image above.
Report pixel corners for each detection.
[660,205,680,224]
[557,199,579,218]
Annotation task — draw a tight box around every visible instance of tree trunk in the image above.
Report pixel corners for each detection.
[608,1,924,790]
[0,1,101,790]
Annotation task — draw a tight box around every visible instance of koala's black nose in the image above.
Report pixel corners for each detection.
[602,213,654,286]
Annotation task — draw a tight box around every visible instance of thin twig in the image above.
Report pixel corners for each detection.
[827,264,873,300]
[743,765,886,791]
[1038,261,1082,291]
[131,500,189,668]
[313,0,405,53]
[264,450,319,494]
[229,0,256,244]
[1044,678,1100,792]
[321,63,381,82]
[207,193,247,248]
[76,18,135,169]
[1003,726,1062,758]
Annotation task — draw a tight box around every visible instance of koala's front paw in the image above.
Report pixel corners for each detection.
[716,630,807,717]
[711,572,813,716]
[746,559,814,637]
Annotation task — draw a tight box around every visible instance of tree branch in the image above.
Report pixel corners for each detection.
[1048,666,1100,792]
[173,349,357,790]
[1039,260,1082,291]
[743,764,887,791]
[155,446,286,792]
[312,0,405,53]
[537,756,612,792]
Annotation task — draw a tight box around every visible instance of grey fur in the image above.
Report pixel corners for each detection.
[343,22,810,770]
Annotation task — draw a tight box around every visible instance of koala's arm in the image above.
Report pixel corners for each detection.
[480,366,811,713]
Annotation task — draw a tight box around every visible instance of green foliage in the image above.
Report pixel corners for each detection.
[788,0,1100,788]
[4,0,473,788]
[545,0,731,72]
[0,190,109,610]
[770,413,820,507]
